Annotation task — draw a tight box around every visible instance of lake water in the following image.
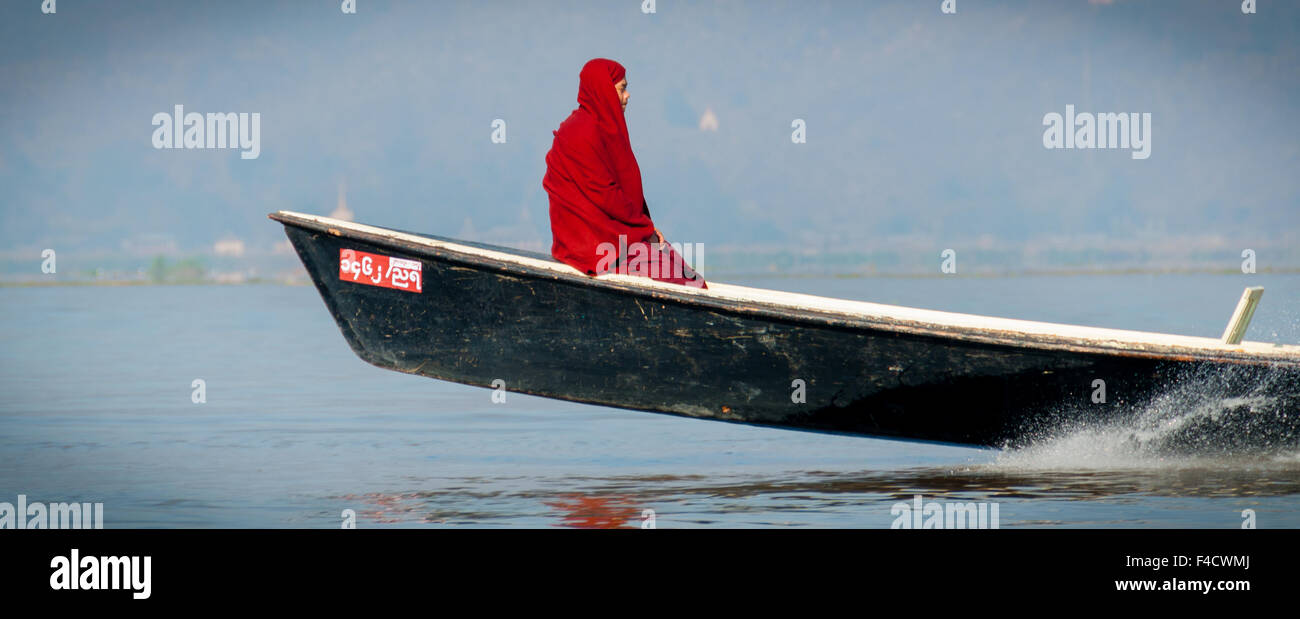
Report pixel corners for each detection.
[2,273,1298,528]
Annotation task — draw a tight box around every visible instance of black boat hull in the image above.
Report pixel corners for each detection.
[274,214,1300,449]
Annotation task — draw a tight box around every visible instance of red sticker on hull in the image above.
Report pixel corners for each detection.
[339,248,422,293]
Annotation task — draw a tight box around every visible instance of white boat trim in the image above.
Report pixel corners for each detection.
[275,211,1300,360]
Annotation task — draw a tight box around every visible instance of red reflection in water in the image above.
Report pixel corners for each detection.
[544,494,642,529]
[340,492,417,524]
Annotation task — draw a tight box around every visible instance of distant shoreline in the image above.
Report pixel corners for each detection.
[0,279,311,288]
[3,267,1298,287]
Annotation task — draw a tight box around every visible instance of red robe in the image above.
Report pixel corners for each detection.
[543,58,706,288]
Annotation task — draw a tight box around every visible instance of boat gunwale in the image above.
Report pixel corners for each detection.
[269,210,1300,367]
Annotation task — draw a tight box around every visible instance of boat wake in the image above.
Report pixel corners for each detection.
[995,364,1300,470]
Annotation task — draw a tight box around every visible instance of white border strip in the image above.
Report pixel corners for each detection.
[277,211,1300,358]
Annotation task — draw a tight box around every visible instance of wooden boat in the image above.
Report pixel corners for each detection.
[269,210,1300,449]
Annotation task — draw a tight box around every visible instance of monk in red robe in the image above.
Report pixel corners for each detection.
[543,58,707,289]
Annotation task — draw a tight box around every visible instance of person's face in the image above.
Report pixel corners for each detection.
[615,78,629,112]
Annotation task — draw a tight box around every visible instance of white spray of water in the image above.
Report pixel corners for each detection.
[987,368,1299,472]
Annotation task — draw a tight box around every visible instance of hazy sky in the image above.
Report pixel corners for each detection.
[2,0,1297,259]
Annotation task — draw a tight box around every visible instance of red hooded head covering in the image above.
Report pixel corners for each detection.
[543,58,656,275]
